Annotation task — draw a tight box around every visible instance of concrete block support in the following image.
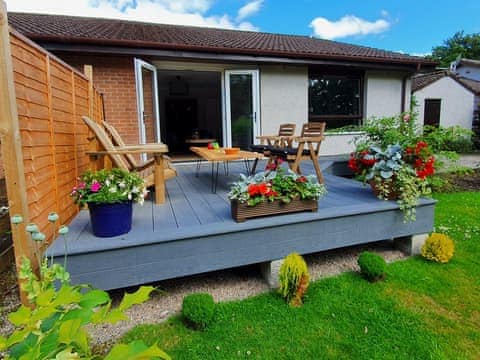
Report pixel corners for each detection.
[260,259,284,288]
[394,233,428,255]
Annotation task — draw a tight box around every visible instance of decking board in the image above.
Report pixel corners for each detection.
[46,160,436,290]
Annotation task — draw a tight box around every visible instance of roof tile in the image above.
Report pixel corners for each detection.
[8,12,436,67]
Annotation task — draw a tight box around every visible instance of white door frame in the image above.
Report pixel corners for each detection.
[134,58,161,145]
[223,70,260,147]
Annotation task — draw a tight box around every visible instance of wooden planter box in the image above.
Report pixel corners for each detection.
[231,198,318,223]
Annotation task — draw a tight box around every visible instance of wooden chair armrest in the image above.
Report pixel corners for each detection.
[256,135,281,140]
[293,136,325,143]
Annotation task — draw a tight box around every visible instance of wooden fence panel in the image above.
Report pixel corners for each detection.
[5,27,103,259]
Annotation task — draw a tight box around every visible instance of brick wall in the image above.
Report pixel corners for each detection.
[59,55,140,145]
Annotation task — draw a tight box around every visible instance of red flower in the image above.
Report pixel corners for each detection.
[296,176,307,183]
[265,162,277,171]
[348,156,359,172]
[248,184,259,196]
[415,141,428,155]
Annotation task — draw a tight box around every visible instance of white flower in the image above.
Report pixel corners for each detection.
[109,186,117,193]
[128,193,132,200]
[131,186,139,194]
[118,181,126,188]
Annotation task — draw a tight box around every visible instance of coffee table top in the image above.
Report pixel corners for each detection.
[190,147,264,162]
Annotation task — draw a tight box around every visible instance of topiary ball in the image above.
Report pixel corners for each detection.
[421,233,454,263]
[181,293,215,330]
[357,251,387,282]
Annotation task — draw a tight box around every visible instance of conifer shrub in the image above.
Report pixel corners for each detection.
[182,293,216,330]
[357,251,387,282]
[421,233,455,263]
[279,252,310,307]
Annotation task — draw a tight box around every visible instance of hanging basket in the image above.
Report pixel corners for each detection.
[88,201,133,237]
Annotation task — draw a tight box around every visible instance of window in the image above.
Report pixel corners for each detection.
[308,74,363,129]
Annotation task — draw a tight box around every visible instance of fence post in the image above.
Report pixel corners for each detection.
[0,1,34,304]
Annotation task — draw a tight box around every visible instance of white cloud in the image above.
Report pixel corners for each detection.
[310,15,390,40]
[6,0,258,31]
[380,9,389,18]
[237,0,263,21]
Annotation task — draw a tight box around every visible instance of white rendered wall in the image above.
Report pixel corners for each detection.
[456,65,480,81]
[413,76,475,129]
[365,71,405,118]
[259,65,308,137]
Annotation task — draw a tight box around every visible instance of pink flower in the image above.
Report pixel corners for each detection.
[78,182,86,189]
[403,114,411,122]
[90,181,101,192]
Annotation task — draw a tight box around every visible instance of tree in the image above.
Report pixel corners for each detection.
[428,31,480,67]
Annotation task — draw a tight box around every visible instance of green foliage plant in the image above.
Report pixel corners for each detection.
[0,215,170,360]
[278,253,310,307]
[421,233,455,263]
[71,168,147,206]
[357,251,387,282]
[181,293,216,330]
[422,125,473,154]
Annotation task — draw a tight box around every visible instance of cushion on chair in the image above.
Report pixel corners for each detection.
[249,144,268,153]
[269,147,311,157]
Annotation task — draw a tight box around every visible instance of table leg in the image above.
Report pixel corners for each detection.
[211,162,219,193]
[196,159,202,177]
[154,154,165,204]
[244,159,252,175]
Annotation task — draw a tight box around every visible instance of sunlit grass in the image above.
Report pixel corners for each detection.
[121,192,480,359]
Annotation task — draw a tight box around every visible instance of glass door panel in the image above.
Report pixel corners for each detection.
[225,70,259,149]
[134,58,160,145]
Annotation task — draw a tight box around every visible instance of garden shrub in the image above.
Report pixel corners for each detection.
[422,125,474,153]
[0,214,170,360]
[421,233,455,263]
[182,293,216,330]
[279,253,310,307]
[357,251,387,282]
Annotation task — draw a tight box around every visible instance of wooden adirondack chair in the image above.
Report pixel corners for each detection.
[82,116,176,204]
[102,120,176,180]
[269,122,326,183]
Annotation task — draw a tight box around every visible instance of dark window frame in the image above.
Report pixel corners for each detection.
[308,71,364,129]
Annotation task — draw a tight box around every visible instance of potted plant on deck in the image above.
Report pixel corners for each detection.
[228,162,327,222]
[71,168,147,237]
[348,141,435,222]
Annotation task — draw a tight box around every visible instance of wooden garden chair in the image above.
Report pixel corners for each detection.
[250,123,296,172]
[102,120,176,178]
[82,116,176,204]
[269,122,326,183]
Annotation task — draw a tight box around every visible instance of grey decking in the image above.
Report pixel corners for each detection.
[46,160,435,290]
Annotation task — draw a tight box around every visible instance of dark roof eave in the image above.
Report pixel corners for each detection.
[25,33,438,69]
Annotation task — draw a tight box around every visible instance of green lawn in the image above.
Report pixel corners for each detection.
[121,192,480,359]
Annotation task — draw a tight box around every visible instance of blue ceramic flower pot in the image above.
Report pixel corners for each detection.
[88,201,133,237]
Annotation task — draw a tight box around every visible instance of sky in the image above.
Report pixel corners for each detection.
[6,0,480,56]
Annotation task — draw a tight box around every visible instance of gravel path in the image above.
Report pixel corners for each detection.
[1,241,406,350]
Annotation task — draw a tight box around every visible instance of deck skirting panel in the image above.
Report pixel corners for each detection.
[57,203,434,290]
